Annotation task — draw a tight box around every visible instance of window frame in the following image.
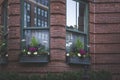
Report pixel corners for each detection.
[66,0,89,52]
[20,0,50,50]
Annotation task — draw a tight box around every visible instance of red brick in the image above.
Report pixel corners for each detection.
[50,49,65,61]
[8,39,20,50]
[50,15,66,26]
[94,3,120,13]
[50,2,65,15]
[8,4,20,15]
[90,34,120,43]
[8,50,20,61]
[8,0,20,4]
[95,13,120,23]
[8,27,20,38]
[90,23,120,33]
[90,44,120,53]
[91,53,120,64]
[93,0,120,3]
[50,26,66,38]
[8,16,20,27]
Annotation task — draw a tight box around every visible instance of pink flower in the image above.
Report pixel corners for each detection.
[79,49,86,55]
[28,47,37,52]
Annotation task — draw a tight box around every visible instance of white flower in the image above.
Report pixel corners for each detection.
[21,39,26,42]
[77,53,81,57]
[2,43,5,46]
[33,52,38,55]
[5,54,8,57]
[27,52,31,55]
[48,52,50,55]
[66,53,69,56]
[23,49,26,52]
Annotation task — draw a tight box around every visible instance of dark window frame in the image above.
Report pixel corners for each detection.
[66,0,89,52]
[21,0,50,50]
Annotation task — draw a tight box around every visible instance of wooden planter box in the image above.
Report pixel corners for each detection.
[19,55,49,63]
[66,56,90,65]
[0,56,8,64]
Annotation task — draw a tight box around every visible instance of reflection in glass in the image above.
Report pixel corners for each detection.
[66,0,86,32]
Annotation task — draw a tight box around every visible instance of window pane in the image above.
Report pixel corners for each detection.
[67,0,86,32]
[23,0,49,27]
[24,30,49,50]
[24,2,31,27]
[66,32,85,52]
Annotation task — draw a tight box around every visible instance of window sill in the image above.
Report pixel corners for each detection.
[66,56,90,65]
[19,55,49,64]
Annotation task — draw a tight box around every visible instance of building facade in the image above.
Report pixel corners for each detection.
[0,0,120,80]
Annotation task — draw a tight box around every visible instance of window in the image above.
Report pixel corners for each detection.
[66,0,88,52]
[21,0,49,51]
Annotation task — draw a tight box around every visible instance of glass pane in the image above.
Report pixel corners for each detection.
[24,30,49,50]
[23,0,49,27]
[24,2,31,27]
[66,32,85,53]
[67,0,86,32]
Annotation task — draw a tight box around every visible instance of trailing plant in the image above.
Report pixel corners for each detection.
[21,36,49,56]
[66,38,90,58]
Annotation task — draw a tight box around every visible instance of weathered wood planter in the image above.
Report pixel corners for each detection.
[19,55,49,63]
[67,56,90,65]
[0,56,8,64]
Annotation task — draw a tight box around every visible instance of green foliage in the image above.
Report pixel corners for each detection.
[69,38,84,53]
[0,25,7,56]
[30,36,39,47]
[0,70,112,80]
[75,38,84,51]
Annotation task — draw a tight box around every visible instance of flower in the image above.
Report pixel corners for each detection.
[33,52,38,55]
[77,53,81,57]
[28,47,38,52]
[21,39,26,42]
[66,53,70,56]
[27,52,31,55]
[79,49,86,55]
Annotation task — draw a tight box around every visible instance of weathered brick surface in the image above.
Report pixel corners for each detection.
[0,0,120,79]
[90,34,120,43]
[50,26,66,38]
[50,0,66,63]
[90,44,120,53]
[50,2,65,15]
[50,38,65,49]
[8,0,20,4]
[91,53,120,64]
[93,0,120,3]
[94,3,120,13]
[8,4,20,15]
[90,1,120,79]
[90,23,120,33]
[8,16,20,27]
[50,14,66,26]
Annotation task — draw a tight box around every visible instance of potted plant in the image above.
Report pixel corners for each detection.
[0,25,8,64]
[66,38,90,65]
[19,36,49,63]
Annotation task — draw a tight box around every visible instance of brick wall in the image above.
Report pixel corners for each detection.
[89,0,120,80]
[0,0,83,74]
[0,0,120,80]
